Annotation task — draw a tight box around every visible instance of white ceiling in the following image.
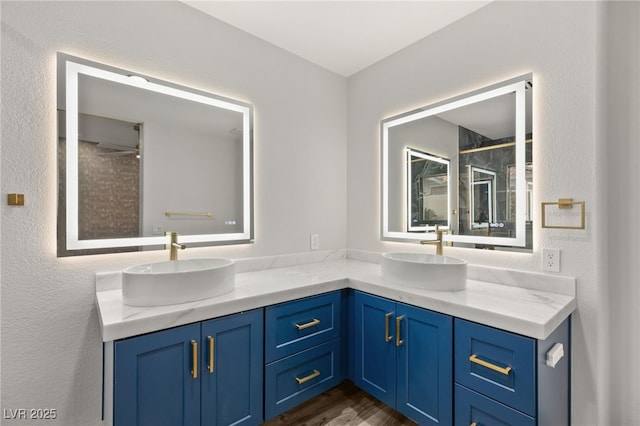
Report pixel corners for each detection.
[182,1,493,77]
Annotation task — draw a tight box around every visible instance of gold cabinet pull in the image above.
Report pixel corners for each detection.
[396,316,404,347]
[469,354,512,375]
[191,340,198,379]
[207,336,214,374]
[471,423,478,426]
[295,318,320,331]
[384,313,393,342]
[295,369,320,385]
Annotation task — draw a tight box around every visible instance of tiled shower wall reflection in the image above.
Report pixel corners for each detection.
[57,139,140,256]
[457,126,533,248]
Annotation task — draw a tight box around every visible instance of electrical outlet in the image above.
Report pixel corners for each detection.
[310,234,320,250]
[543,248,561,272]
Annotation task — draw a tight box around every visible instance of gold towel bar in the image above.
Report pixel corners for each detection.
[541,198,585,230]
[165,211,213,218]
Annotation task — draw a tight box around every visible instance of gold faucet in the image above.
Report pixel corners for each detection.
[166,231,186,261]
[420,225,444,255]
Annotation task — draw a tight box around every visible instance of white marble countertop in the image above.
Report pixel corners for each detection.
[96,253,576,342]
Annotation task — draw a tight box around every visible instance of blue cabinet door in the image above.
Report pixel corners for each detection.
[396,303,453,426]
[352,291,397,407]
[114,323,201,426]
[201,309,263,426]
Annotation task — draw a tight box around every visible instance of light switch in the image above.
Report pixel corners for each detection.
[310,234,320,250]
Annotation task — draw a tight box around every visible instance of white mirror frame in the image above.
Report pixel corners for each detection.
[61,54,253,250]
[381,75,529,247]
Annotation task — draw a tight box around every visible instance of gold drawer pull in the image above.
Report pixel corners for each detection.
[295,318,320,330]
[295,369,320,385]
[469,354,512,375]
[191,340,198,379]
[396,316,404,347]
[471,423,477,426]
[384,313,393,342]
[208,336,215,374]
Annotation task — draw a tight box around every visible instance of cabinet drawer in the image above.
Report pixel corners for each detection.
[264,338,342,420]
[265,291,341,363]
[455,384,535,426]
[454,319,536,416]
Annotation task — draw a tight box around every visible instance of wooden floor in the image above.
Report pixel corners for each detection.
[263,381,418,426]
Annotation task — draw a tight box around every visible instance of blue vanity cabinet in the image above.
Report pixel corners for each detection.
[113,309,263,426]
[264,291,345,420]
[454,317,571,425]
[352,291,453,426]
[109,287,570,426]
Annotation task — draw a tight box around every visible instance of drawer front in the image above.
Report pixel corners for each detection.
[265,291,341,363]
[455,384,535,426]
[454,319,536,416]
[264,338,342,420]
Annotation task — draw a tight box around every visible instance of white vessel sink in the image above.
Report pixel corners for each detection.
[122,258,235,306]
[381,253,467,291]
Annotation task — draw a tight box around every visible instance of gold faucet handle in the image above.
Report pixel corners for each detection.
[165,231,178,249]
[166,232,186,260]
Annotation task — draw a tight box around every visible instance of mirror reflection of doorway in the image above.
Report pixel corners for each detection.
[406,148,450,232]
[76,114,141,241]
[468,166,496,228]
[57,112,142,255]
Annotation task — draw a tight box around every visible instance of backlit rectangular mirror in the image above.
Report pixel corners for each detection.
[381,74,532,250]
[57,53,253,256]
